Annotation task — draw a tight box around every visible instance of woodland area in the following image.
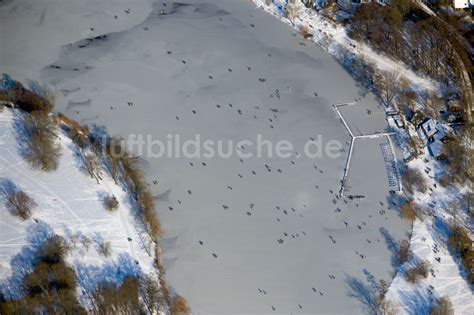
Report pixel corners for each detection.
[348,0,473,122]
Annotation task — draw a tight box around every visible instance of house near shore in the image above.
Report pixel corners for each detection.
[428,141,446,160]
[454,0,472,9]
[387,110,405,128]
[337,0,389,12]
[418,118,451,160]
[337,0,471,11]
[421,119,438,141]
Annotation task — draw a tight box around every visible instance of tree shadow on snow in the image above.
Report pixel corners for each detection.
[0,177,18,198]
[11,110,32,161]
[398,288,434,315]
[379,226,400,268]
[0,220,55,300]
[74,253,143,294]
[345,271,379,315]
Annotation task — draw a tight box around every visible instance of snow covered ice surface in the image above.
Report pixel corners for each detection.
[0,109,157,303]
[0,0,420,313]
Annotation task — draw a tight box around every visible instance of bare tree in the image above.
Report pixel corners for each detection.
[374,70,401,110]
[398,90,418,111]
[93,277,140,313]
[430,296,454,315]
[103,195,119,211]
[81,235,92,251]
[400,201,425,221]
[402,167,427,194]
[299,24,313,39]
[84,152,102,183]
[22,111,61,171]
[105,138,125,184]
[140,275,166,314]
[398,239,412,264]
[98,241,112,257]
[379,299,398,315]
[420,91,445,120]
[443,138,468,184]
[405,260,430,283]
[170,296,191,315]
[6,190,37,220]
[285,0,302,25]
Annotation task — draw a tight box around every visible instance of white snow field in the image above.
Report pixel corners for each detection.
[0,0,416,314]
[0,108,158,304]
[384,154,474,315]
[386,219,474,315]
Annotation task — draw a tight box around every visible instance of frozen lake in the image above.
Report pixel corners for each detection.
[1,0,410,313]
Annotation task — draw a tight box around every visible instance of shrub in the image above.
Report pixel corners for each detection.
[402,167,427,194]
[405,260,430,283]
[430,296,454,315]
[299,25,313,39]
[104,137,125,184]
[103,195,119,211]
[378,299,398,315]
[57,113,89,135]
[448,224,474,284]
[81,235,92,251]
[122,154,146,200]
[0,79,52,113]
[374,70,401,109]
[399,239,412,265]
[119,149,162,238]
[22,111,61,172]
[38,235,69,264]
[24,261,77,295]
[69,127,89,149]
[138,190,162,239]
[83,152,102,183]
[5,190,37,220]
[438,175,451,188]
[285,0,302,25]
[411,111,426,128]
[93,277,140,313]
[400,201,424,221]
[2,235,85,314]
[443,138,469,184]
[141,275,167,314]
[98,241,112,257]
[170,296,191,315]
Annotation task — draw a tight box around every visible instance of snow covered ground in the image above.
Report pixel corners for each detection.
[384,153,474,315]
[0,108,158,306]
[386,218,473,314]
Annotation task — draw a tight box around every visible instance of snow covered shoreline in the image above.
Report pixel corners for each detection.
[0,106,167,312]
[251,1,473,314]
